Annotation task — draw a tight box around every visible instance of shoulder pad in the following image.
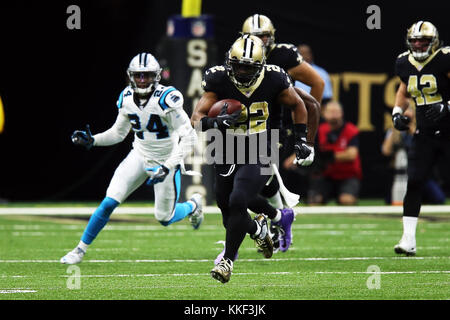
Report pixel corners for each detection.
[202,65,227,91]
[117,86,133,109]
[157,86,183,111]
[274,43,297,50]
[264,64,283,73]
[204,65,227,76]
[440,46,450,54]
[397,51,409,59]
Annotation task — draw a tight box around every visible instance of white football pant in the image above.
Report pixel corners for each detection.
[106,148,180,222]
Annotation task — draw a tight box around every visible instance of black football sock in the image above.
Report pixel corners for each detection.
[248,195,278,220]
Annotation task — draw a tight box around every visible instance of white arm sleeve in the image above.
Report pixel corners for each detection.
[92,111,131,146]
[163,108,198,170]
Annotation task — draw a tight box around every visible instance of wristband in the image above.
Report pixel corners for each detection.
[392,106,403,116]
[293,123,307,141]
[200,116,216,131]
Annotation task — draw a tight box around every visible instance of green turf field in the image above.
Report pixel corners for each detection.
[0,205,449,300]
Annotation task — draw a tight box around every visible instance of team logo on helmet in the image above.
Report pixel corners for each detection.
[406,21,441,61]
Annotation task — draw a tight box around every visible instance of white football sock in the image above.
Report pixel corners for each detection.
[402,216,418,238]
[77,240,89,252]
[272,209,282,223]
[254,220,261,236]
[268,191,283,209]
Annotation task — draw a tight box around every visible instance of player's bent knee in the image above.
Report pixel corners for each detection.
[159,219,171,227]
[154,209,172,224]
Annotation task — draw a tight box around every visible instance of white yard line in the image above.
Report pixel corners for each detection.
[0,205,450,215]
[1,270,449,280]
[0,224,392,231]
[0,256,448,263]
[0,289,37,293]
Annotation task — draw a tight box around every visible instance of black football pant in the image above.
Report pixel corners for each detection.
[260,175,280,198]
[214,164,272,261]
[404,133,450,217]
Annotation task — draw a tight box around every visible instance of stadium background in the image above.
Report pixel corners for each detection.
[0,0,448,203]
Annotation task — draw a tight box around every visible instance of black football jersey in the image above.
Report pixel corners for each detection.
[395,47,450,132]
[266,43,304,156]
[202,64,293,164]
[266,43,304,72]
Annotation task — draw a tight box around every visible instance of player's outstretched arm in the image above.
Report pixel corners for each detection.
[191,92,241,131]
[90,112,132,146]
[71,124,94,150]
[294,87,320,146]
[289,61,325,105]
[278,87,314,166]
[191,91,218,129]
[164,108,198,170]
[392,81,411,131]
[278,87,307,124]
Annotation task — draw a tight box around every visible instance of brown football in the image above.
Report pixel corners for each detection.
[207,99,242,118]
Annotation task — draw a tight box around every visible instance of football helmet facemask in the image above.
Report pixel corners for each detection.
[406,21,441,61]
[127,53,161,96]
[242,14,276,50]
[226,35,266,88]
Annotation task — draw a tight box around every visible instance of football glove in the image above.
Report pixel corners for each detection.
[201,103,242,131]
[71,124,94,150]
[294,144,315,166]
[293,123,312,163]
[294,139,313,164]
[146,165,170,186]
[392,113,410,131]
[425,102,449,122]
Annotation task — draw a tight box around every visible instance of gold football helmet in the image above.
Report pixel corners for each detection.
[242,14,276,49]
[406,21,441,61]
[226,35,266,88]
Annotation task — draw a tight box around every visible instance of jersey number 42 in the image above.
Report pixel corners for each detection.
[407,74,442,106]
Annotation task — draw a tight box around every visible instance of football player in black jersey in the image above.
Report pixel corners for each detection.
[191,35,312,283]
[392,21,450,256]
[242,14,322,252]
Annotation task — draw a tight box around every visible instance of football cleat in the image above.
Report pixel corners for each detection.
[258,223,280,254]
[394,235,416,256]
[270,223,281,253]
[272,208,294,252]
[60,247,86,265]
[188,193,204,230]
[214,240,238,265]
[211,257,233,283]
[250,214,273,259]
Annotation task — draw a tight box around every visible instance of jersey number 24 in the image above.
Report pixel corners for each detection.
[128,114,169,139]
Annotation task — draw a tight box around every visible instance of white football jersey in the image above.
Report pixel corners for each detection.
[93,84,195,167]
